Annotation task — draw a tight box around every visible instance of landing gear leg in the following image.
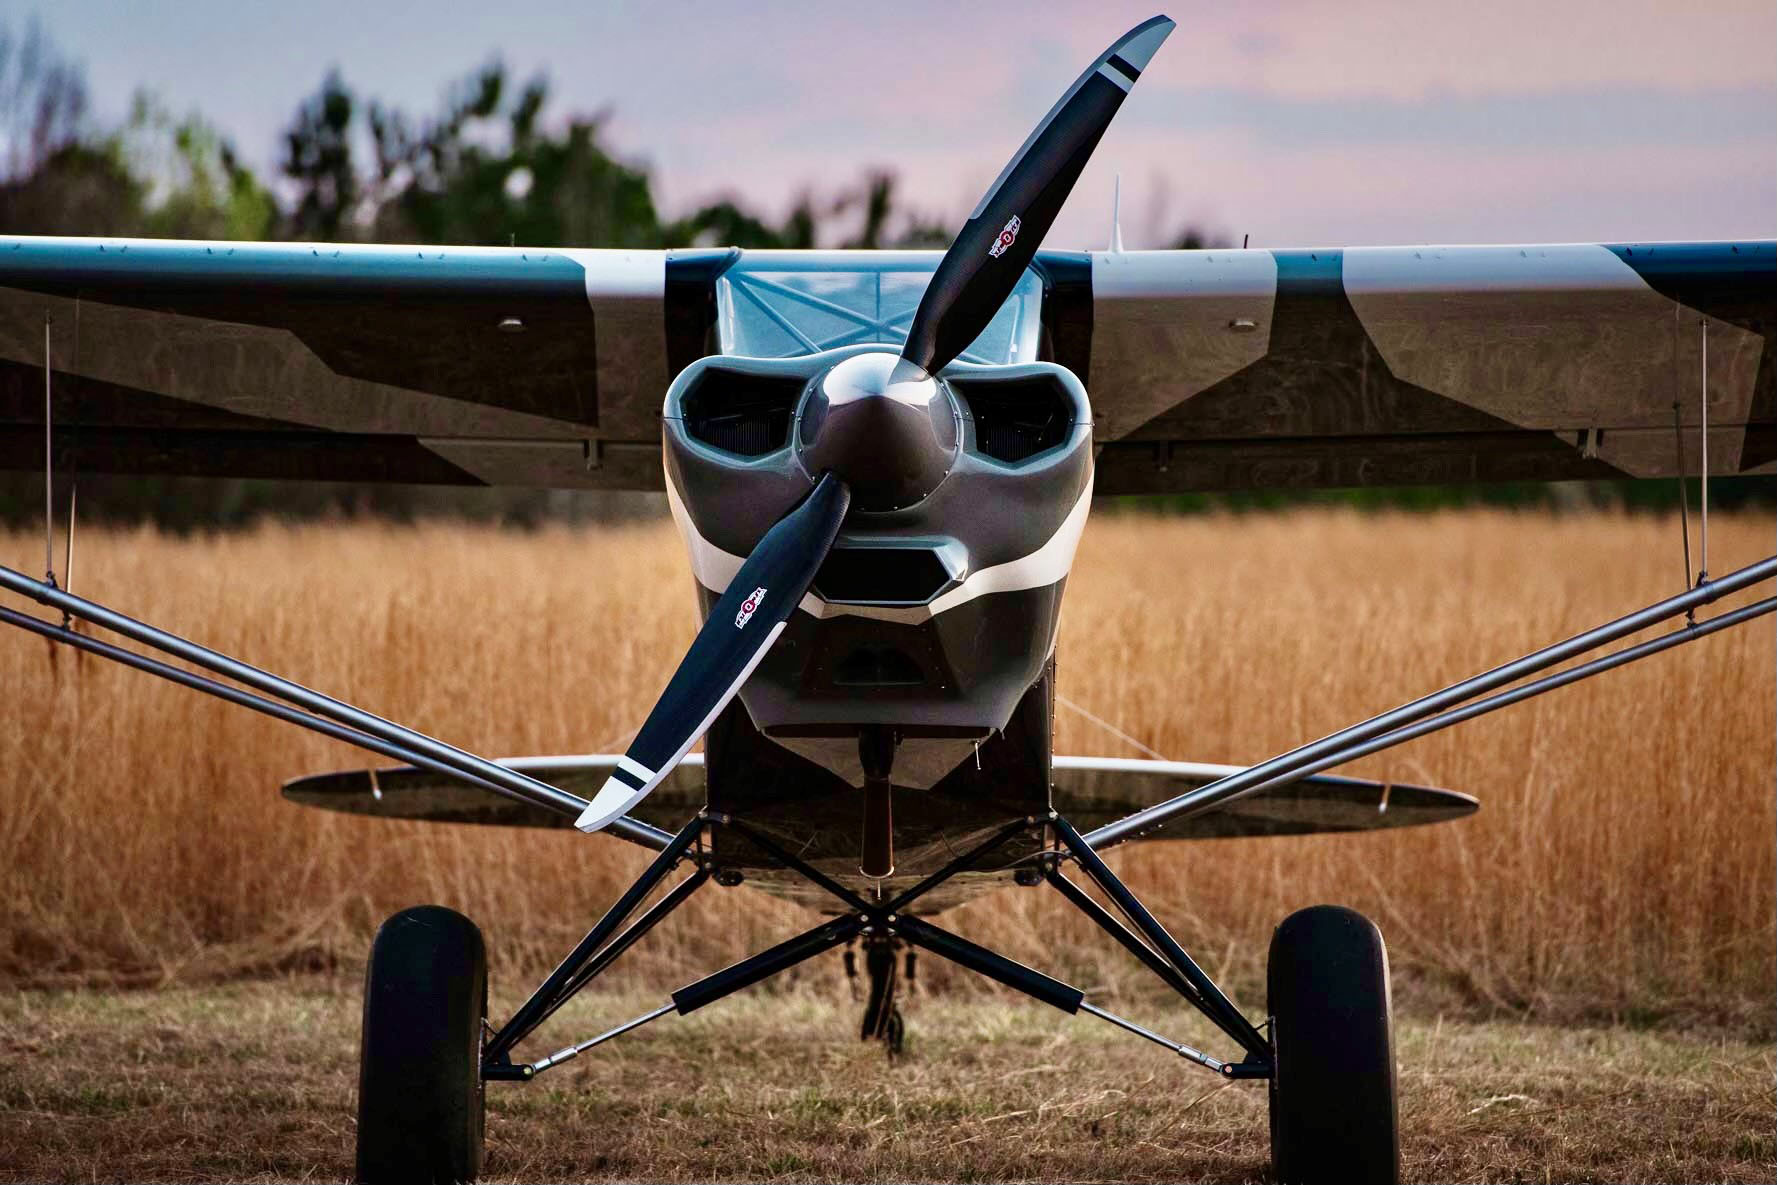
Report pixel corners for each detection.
[859,725,897,879]
[859,934,905,1055]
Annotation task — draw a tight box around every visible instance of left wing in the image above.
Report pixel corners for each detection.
[1077,240,1775,492]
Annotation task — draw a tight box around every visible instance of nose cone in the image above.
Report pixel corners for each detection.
[797,352,959,511]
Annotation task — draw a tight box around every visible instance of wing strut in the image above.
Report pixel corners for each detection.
[0,562,672,850]
[1084,552,1777,850]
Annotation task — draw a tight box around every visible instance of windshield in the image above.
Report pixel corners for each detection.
[716,252,1044,365]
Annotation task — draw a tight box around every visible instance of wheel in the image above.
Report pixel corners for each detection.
[356,905,487,1185]
[1266,905,1398,1185]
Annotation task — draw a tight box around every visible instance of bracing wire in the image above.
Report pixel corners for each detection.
[1671,302,1693,593]
[41,315,54,586]
[1699,317,1710,583]
[1056,693,1171,762]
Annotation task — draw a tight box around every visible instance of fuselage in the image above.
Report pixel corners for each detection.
[657,259,1095,902]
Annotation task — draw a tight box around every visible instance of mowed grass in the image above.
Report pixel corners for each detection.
[0,509,1770,1022]
[0,979,1770,1183]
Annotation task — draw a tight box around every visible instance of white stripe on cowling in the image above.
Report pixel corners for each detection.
[664,475,1092,624]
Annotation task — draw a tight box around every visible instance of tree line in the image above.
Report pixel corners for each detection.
[0,24,957,251]
[0,22,1757,525]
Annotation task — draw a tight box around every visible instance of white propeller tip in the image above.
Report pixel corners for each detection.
[575,774,646,833]
[1119,16,1176,73]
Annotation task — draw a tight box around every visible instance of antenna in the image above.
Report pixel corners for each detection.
[1110,173,1125,253]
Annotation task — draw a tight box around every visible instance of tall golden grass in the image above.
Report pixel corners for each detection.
[0,510,1770,1023]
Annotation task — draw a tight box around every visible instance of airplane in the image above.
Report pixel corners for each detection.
[0,13,1772,1184]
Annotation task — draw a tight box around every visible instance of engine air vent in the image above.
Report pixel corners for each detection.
[813,546,954,605]
[833,645,926,687]
[951,375,1073,463]
[680,369,804,457]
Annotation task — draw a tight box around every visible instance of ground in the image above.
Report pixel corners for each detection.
[1,979,1769,1183]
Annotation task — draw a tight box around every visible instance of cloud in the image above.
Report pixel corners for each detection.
[1122,83,1777,150]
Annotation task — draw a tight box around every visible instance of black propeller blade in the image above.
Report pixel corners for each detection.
[576,474,851,833]
[898,14,1174,377]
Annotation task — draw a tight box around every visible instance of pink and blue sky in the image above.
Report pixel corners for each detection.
[11,0,1775,247]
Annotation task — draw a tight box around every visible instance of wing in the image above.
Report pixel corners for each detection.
[1069,240,1776,493]
[282,754,706,830]
[0,235,733,490]
[1050,755,1475,838]
[13,235,1767,496]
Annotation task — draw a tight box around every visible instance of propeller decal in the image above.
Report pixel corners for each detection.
[899,14,1174,377]
[576,475,851,832]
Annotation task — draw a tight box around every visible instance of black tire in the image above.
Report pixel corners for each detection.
[1266,905,1398,1185]
[356,905,487,1185]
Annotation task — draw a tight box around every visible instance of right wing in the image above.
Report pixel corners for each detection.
[0,236,730,490]
[283,754,706,830]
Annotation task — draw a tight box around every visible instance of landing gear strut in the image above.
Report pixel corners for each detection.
[859,725,897,879]
[847,933,911,1055]
[424,808,1394,1182]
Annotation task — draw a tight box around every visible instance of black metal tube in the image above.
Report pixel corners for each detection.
[1083,552,1777,849]
[536,868,711,1032]
[671,915,862,1015]
[1051,815,1270,1059]
[0,602,673,850]
[720,818,871,914]
[0,605,601,829]
[893,914,1085,1014]
[1044,866,1201,1004]
[1217,593,1777,810]
[887,818,1032,914]
[486,815,705,1061]
[0,563,617,833]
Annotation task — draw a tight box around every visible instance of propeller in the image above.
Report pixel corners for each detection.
[898,14,1175,378]
[575,474,850,832]
[578,15,1174,852]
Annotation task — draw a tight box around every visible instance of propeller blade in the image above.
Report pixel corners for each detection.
[899,14,1174,376]
[576,474,851,832]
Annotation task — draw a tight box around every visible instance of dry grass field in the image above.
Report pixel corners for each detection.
[0,508,1771,1180]
[0,509,1770,1016]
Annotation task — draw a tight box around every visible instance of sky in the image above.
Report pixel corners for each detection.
[7,0,1774,249]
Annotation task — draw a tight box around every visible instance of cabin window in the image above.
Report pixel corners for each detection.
[717,254,1043,365]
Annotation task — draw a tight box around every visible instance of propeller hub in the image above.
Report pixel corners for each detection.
[796,352,959,511]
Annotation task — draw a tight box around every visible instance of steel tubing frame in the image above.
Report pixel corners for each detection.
[1050,815,1271,1061]
[485,815,708,1065]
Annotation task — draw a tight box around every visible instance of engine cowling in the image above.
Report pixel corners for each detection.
[661,344,1092,783]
